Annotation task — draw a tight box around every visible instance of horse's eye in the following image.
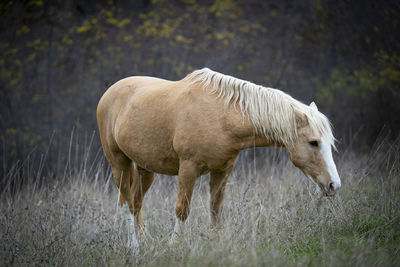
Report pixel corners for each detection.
[309,141,319,147]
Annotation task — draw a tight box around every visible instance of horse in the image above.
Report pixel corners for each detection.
[96,68,341,248]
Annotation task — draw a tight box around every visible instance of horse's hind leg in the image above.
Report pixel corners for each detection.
[131,164,154,233]
[108,153,134,208]
[107,152,140,250]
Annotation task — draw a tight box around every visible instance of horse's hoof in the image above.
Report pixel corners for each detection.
[168,232,180,246]
[127,241,140,256]
[138,225,148,240]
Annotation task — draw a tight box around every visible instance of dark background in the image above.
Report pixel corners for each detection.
[1,0,399,175]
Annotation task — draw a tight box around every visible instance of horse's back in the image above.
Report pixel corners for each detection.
[97,76,178,125]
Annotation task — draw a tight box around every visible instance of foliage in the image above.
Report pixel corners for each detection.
[0,0,399,171]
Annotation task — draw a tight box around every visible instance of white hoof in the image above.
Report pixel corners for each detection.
[169,218,184,245]
[168,232,180,246]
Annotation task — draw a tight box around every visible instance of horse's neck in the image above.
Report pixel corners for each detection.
[199,83,285,150]
[236,131,281,150]
[224,105,283,150]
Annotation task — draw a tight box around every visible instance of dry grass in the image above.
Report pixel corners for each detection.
[1,137,399,266]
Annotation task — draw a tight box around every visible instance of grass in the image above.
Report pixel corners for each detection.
[1,136,399,266]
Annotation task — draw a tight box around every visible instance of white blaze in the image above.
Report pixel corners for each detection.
[320,137,341,189]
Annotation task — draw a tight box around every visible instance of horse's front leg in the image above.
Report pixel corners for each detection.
[209,158,236,227]
[170,160,200,245]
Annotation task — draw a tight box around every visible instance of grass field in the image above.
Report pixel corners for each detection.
[1,136,399,266]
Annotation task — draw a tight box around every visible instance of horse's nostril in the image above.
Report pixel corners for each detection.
[328,182,335,191]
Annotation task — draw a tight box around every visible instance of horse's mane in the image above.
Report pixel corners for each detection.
[185,68,336,148]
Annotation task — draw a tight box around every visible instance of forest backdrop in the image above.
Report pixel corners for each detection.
[1,0,400,175]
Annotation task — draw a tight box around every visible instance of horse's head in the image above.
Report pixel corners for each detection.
[286,102,341,196]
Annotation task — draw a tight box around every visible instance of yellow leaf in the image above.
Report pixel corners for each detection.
[124,35,133,41]
[176,35,185,42]
[77,23,92,33]
[16,25,30,35]
[118,18,130,28]
[28,0,43,6]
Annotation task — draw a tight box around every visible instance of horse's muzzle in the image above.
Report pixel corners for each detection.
[324,181,336,196]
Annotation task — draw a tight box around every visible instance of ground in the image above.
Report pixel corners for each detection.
[1,139,399,266]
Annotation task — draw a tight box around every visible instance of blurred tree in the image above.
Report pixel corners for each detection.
[0,0,399,174]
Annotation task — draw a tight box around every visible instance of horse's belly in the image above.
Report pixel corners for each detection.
[118,128,180,175]
[132,152,180,175]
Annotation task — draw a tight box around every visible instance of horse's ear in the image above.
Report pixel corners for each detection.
[310,101,318,111]
[293,106,309,128]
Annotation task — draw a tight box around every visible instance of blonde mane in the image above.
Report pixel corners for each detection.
[185,68,336,148]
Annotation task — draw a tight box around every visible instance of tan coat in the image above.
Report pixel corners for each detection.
[97,69,340,237]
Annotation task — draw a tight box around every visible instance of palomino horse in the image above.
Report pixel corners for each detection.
[97,68,341,247]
